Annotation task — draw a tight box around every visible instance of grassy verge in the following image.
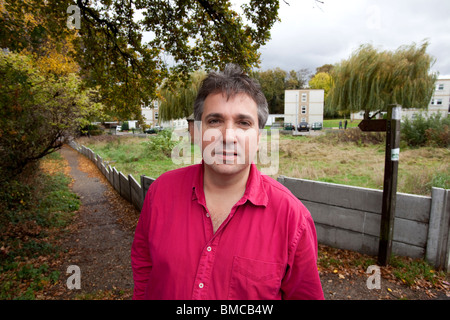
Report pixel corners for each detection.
[76,134,187,179]
[0,151,80,299]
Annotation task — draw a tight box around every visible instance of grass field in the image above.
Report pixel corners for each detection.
[323,118,361,128]
[77,130,449,196]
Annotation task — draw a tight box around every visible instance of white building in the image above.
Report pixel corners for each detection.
[351,78,450,120]
[402,78,450,120]
[141,100,159,128]
[141,100,188,131]
[284,89,325,125]
[265,114,285,126]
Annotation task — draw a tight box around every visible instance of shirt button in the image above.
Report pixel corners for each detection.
[206,246,212,252]
[206,213,210,218]
[199,283,204,289]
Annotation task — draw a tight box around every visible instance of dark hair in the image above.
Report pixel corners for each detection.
[193,63,269,129]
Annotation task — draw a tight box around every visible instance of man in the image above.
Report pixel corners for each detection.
[131,64,324,300]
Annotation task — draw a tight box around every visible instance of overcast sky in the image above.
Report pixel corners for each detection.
[251,0,450,78]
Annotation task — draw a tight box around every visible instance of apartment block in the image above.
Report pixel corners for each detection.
[284,89,325,125]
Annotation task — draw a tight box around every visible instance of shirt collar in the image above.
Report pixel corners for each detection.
[191,162,268,208]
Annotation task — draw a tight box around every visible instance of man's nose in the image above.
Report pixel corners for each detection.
[222,124,237,145]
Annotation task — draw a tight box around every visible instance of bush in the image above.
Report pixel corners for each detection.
[145,129,176,158]
[401,113,450,147]
[121,121,129,131]
[80,124,104,136]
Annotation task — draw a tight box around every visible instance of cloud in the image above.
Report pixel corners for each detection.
[258,0,450,76]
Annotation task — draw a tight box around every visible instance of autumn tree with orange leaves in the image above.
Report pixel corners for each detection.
[1,0,281,120]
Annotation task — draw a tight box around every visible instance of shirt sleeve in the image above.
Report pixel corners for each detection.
[281,210,324,300]
[131,187,153,300]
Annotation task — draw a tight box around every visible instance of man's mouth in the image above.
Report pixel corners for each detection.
[222,151,237,156]
[212,149,239,164]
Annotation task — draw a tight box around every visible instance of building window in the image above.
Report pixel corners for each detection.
[301,106,307,114]
[155,112,159,119]
[436,99,443,105]
[438,83,444,90]
[301,93,307,102]
[301,117,306,122]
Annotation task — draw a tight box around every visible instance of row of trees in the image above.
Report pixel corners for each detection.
[158,66,329,120]
[251,68,314,114]
[158,41,437,122]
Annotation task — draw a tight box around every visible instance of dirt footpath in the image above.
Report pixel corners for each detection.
[56,145,139,299]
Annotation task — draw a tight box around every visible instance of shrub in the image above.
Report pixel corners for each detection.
[145,129,176,158]
[401,113,450,147]
[121,121,129,131]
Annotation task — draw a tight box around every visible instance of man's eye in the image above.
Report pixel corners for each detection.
[239,121,251,127]
[208,119,220,125]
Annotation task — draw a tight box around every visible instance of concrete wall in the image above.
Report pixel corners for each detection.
[277,176,450,271]
[69,141,155,214]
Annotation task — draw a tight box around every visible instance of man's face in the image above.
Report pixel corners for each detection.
[199,92,260,177]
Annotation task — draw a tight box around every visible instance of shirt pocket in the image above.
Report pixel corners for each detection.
[228,256,283,300]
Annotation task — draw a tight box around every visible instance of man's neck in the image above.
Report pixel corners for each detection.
[203,164,251,196]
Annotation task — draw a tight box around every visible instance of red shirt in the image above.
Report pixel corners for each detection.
[131,163,324,300]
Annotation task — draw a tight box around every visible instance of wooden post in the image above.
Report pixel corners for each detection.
[378,104,402,266]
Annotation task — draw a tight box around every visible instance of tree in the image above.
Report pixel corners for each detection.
[0,50,103,181]
[159,70,206,121]
[296,68,313,89]
[0,0,281,120]
[309,72,335,117]
[285,70,300,89]
[309,72,332,96]
[327,41,437,119]
[253,68,286,114]
[315,63,334,75]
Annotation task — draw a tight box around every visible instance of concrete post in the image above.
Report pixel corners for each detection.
[426,188,450,270]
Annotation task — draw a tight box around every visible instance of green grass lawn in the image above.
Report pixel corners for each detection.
[323,118,361,128]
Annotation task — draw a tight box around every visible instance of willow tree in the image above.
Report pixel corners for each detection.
[327,42,437,119]
[159,70,206,121]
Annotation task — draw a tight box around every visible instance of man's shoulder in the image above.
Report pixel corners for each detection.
[152,164,200,187]
[260,174,299,203]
